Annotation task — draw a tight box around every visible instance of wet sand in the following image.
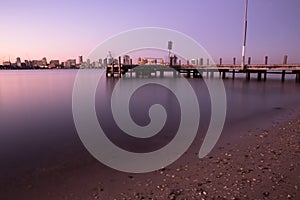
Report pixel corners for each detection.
[1,109,299,200]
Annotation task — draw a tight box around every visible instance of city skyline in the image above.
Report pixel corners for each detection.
[1,0,300,64]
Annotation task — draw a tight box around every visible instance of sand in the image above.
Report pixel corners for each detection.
[1,111,299,200]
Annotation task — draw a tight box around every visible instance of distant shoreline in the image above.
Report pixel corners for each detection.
[0,67,80,70]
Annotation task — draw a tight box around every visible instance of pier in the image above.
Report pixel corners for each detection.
[106,55,300,83]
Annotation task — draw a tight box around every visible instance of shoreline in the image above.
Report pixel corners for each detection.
[1,109,299,199]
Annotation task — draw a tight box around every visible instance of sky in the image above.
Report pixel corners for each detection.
[0,0,300,64]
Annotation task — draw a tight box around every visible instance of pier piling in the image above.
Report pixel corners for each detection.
[281,55,288,82]
[232,57,236,79]
[296,71,300,83]
[246,71,251,81]
[257,72,262,81]
[281,70,286,82]
[222,71,226,79]
[118,56,122,77]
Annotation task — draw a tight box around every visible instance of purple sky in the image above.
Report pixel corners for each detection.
[1,0,300,64]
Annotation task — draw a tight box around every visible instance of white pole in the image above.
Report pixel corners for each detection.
[241,0,248,70]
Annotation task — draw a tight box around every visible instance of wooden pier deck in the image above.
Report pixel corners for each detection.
[106,56,300,83]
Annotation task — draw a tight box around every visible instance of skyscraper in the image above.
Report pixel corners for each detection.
[41,57,47,66]
[16,57,21,67]
[79,56,83,64]
[64,59,76,68]
[123,55,130,65]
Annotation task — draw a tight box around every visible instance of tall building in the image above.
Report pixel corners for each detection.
[108,58,114,65]
[86,59,91,68]
[3,61,11,67]
[32,60,39,68]
[41,57,47,67]
[49,60,60,68]
[16,57,22,67]
[103,58,108,67]
[64,59,76,68]
[99,59,103,67]
[79,56,83,64]
[24,60,33,68]
[123,55,130,65]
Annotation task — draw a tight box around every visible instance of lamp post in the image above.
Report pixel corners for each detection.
[241,0,248,70]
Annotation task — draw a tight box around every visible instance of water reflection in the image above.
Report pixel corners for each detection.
[0,69,299,182]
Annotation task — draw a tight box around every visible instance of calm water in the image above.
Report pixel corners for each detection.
[0,69,299,183]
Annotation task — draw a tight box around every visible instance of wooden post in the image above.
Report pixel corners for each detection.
[193,69,197,78]
[262,63,266,82]
[233,57,236,65]
[246,71,250,81]
[283,55,288,65]
[118,56,122,77]
[296,71,300,83]
[118,56,121,65]
[257,71,262,81]
[264,56,268,65]
[282,55,287,82]
[281,70,286,82]
[222,70,226,79]
[264,71,267,81]
[248,57,251,65]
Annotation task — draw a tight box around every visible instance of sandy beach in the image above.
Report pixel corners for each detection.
[0,107,299,200]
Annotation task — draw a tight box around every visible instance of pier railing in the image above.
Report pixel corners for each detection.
[105,56,300,83]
